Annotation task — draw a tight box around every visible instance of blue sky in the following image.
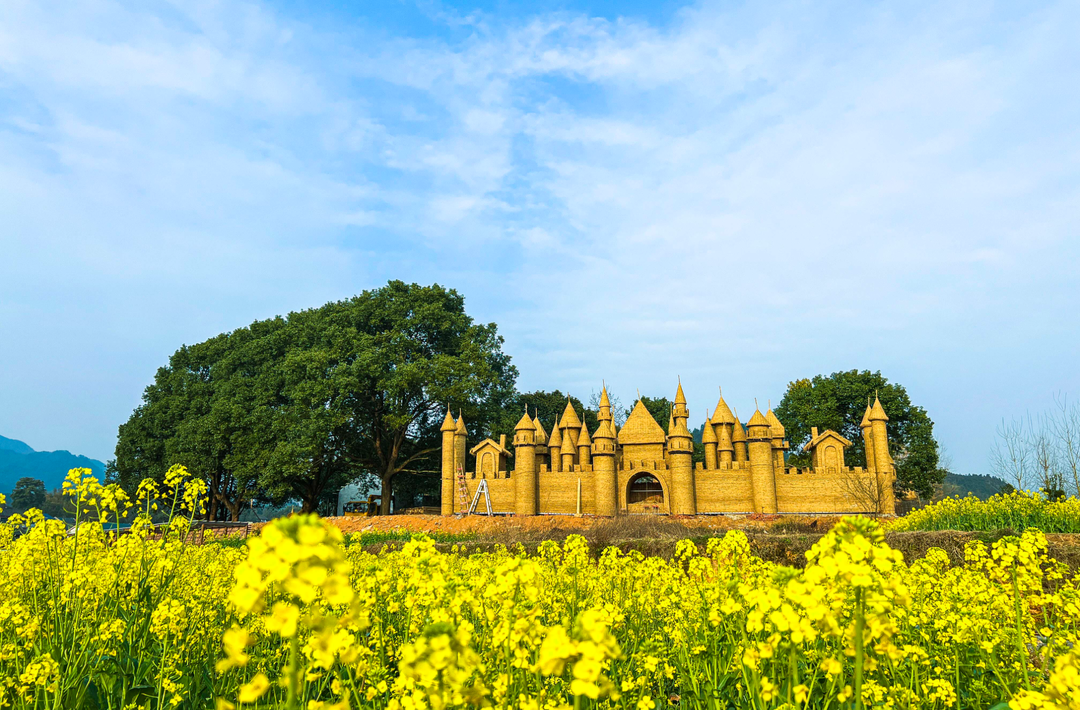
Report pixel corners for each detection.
[1,0,1078,473]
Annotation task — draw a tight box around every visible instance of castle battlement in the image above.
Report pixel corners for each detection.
[441,385,896,517]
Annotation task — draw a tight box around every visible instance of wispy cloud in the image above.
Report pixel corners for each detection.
[1,0,1078,470]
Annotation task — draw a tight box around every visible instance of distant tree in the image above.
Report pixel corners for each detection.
[991,393,1080,498]
[11,477,45,512]
[511,391,594,437]
[774,370,946,499]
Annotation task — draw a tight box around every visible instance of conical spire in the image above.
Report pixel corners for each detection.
[560,398,582,430]
[710,388,736,425]
[599,385,611,411]
[533,410,549,445]
[701,418,718,443]
[860,400,873,429]
[667,409,675,434]
[514,408,534,431]
[455,410,467,434]
[747,408,769,428]
[560,427,576,454]
[440,405,457,432]
[869,394,889,422]
[578,420,592,446]
[670,416,692,439]
[548,420,563,447]
[675,380,687,405]
[593,418,614,440]
[732,410,747,442]
[765,407,785,437]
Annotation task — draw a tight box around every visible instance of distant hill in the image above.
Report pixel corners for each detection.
[942,472,1009,500]
[0,436,106,497]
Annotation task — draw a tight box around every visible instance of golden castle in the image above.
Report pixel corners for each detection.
[440,384,896,516]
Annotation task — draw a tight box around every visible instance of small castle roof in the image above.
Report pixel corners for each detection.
[599,386,611,411]
[701,420,718,443]
[667,410,675,433]
[533,412,548,444]
[669,416,692,440]
[766,408,785,437]
[802,428,853,452]
[593,419,615,440]
[560,398,582,430]
[548,421,562,447]
[732,413,747,442]
[560,428,576,454]
[455,411,467,435]
[470,437,512,457]
[578,420,592,447]
[710,391,735,425]
[869,395,889,422]
[618,399,666,445]
[674,381,687,405]
[860,403,872,429]
[514,409,534,431]
[747,409,769,428]
[440,407,457,432]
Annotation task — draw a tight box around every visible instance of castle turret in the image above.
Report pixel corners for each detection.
[766,407,788,472]
[533,410,549,470]
[732,410,748,462]
[869,395,896,515]
[860,401,876,474]
[746,408,778,514]
[513,409,537,515]
[577,420,592,466]
[711,390,736,464]
[598,386,613,423]
[673,381,689,419]
[560,398,581,449]
[560,418,577,471]
[702,415,718,470]
[455,411,468,486]
[668,397,696,515]
[548,421,563,473]
[440,406,458,515]
[591,417,618,516]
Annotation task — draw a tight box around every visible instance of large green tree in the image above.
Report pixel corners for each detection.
[774,370,946,499]
[115,282,516,515]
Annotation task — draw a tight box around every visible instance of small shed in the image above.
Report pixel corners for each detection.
[803,427,853,472]
[469,435,513,479]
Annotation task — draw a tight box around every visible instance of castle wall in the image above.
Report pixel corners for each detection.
[539,465,597,515]
[693,462,756,513]
[773,467,877,513]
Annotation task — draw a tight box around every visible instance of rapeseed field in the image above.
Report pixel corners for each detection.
[1,466,1078,710]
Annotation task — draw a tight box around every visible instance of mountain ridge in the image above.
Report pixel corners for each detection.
[0,435,106,496]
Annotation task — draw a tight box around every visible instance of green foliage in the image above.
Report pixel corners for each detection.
[774,370,946,499]
[639,396,674,432]
[10,477,45,512]
[942,473,1009,501]
[114,281,517,516]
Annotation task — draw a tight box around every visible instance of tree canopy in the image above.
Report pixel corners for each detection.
[774,370,947,499]
[10,477,45,512]
[114,281,517,515]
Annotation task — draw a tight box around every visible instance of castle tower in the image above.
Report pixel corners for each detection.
[440,407,458,515]
[560,399,582,449]
[548,420,563,473]
[591,417,618,515]
[766,407,788,472]
[702,414,718,470]
[513,409,537,515]
[746,408,778,513]
[860,401,876,474]
[668,384,696,515]
[732,410,748,462]
[560,418,577,471]
[455,411,468,483]
[577,420,592,466]
[711,390,736,464]
[597,386,614,423]
[869,395,896,515]
[534,411,549,470]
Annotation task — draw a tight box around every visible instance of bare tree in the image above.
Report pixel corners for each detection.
[589,390,628,426]
[990,417,1031,491]
[1051,393,1080,497]
[838,468,889,514]
[1029,412,1065,498]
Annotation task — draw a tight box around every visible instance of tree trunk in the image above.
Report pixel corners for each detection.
[380,475,393,515]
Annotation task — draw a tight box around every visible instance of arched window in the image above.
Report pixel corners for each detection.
[481,452,494,478]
